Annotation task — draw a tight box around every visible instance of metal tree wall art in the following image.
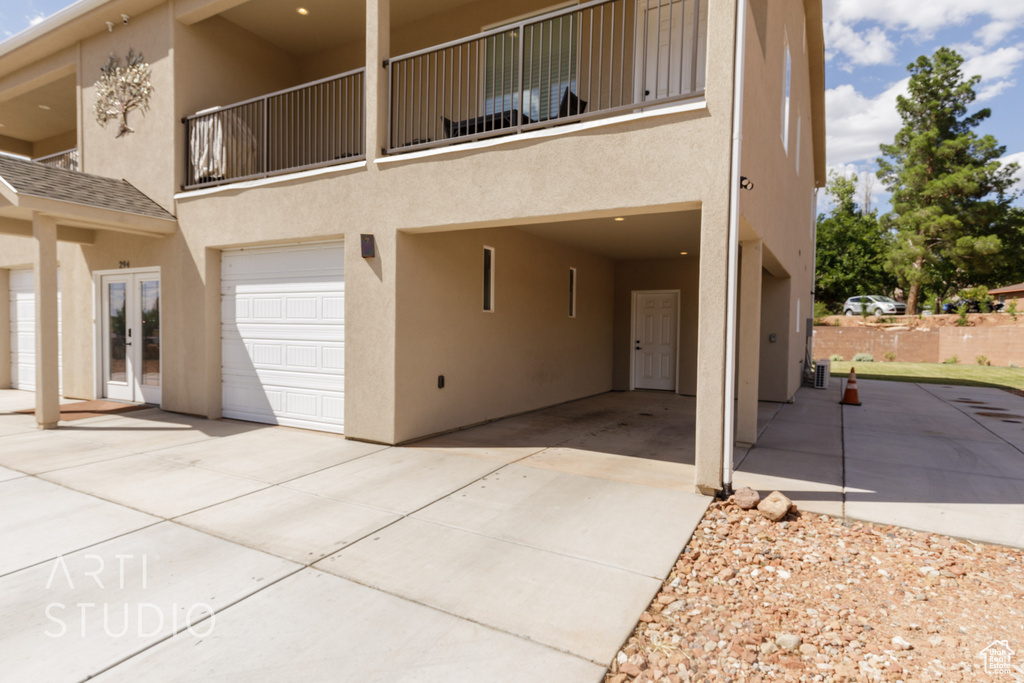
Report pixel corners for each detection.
[93,49,153,138]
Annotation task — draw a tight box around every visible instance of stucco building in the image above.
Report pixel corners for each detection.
[0,0,824,495]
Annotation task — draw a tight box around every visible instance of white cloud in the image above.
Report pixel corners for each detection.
[821,163,889,212]
[949,45,1024,101]
[822,1,1024,68]
[825,23,896,67]
[1003,152,1024,194]
[824,0,1024,37]
[825,79,907,167]
[977,80,1015,101]
[976,21,1016,46]
[27,14,44,27]
[963,45,1024,81]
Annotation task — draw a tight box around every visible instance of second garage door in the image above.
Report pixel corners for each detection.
[221,242,345,433]
[9,268,61,391]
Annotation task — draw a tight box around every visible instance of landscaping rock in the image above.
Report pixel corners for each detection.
[775,634,802,651]
[605,500,1024,683]
[891,636,913,650]
[732,486,760,510]
[757,491,792,521]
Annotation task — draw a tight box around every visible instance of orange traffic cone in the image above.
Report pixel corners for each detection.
[840,367,861,406]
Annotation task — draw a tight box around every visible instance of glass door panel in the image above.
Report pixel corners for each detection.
[140,280,160,387]
[101,271,161,404]
[107,282,127,383]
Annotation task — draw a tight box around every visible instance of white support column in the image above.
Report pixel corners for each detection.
[33,213,60,429]
[366,0,390,163]
[736,239,762,445]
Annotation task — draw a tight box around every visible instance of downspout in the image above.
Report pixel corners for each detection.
[721,0,747,497]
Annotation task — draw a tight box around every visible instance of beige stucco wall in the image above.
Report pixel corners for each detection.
[33,130,77,158]
[613,257,700,395]
[79,4,175,211]
[737,0,819,402]
[0,0,824,461]
[394,226,614,442]
[173,15,301,117]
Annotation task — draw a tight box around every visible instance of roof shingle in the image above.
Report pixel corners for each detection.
[0,155,175,221]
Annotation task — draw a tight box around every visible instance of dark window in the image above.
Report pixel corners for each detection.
[569,267,576,317]
[483,247,494,311]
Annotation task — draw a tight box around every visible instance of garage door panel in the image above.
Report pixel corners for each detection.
[9,268,61,392]
[226,287,345,323]
[221,339,344,375]
[222,368,345,392]
[222,379,344,433]
[221,243,344,433]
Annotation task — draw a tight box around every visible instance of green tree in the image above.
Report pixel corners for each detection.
[877,47,1021,314]
[815,172,893,311]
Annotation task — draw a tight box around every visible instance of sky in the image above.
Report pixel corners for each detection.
[1,0,1022,211]
[823,0,1024,210]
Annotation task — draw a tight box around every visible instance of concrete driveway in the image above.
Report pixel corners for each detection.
[0,389,709,682]
[3,377,1022,681]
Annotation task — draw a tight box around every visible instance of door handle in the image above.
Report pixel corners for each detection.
[635,346,642,350]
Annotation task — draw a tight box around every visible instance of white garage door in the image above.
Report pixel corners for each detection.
[9,268,61,391]
[221,242,345,433]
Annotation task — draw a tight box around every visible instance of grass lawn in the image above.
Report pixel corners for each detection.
[830,360,1024,392]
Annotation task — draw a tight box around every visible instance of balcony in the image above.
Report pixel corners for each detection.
[34,148,79,172]
[182,69,365,190]
[387,0,707,152]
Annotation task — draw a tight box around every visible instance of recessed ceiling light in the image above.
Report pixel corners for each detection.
[614,217,625,222]
[38,104,50,110]
[296,7,309,14]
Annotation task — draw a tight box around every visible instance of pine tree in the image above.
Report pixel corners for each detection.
[877,48,1021,314]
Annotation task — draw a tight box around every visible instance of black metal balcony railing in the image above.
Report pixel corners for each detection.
[35,148,79,172]
[183,68,365,190]
[387,0,706,152]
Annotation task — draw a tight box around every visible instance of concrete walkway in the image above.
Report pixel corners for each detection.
[2,378,1022,680]
[734,378,1024,549]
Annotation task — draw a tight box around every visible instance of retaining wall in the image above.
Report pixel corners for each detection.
[813,326,1024,366]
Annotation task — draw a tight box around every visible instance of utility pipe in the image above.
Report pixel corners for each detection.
[722,0,748,495]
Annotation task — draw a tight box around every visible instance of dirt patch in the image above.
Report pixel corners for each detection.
[15,400,150,421]
[606,501,1023,683]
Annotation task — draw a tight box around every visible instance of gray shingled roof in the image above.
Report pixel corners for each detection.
[0,155,175,221]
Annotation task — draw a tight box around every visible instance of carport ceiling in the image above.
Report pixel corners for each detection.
[0,73,76,143]
[517,210,701,261]
[219,0,477,56]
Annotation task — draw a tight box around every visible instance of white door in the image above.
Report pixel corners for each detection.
[633,290,678,391]
[100,271,161,404]
[9,268,61,391]
[636,0,707,102]
[221,242,345,433]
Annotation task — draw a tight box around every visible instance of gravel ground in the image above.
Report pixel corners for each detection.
[605,498,1024,683]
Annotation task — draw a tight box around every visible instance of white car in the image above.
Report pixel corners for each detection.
[842,295,907,316]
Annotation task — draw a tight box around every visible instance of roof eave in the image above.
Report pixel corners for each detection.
[17,194,177,235]
[803,0,827,189]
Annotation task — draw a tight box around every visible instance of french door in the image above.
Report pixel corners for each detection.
[101,270,161,404]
